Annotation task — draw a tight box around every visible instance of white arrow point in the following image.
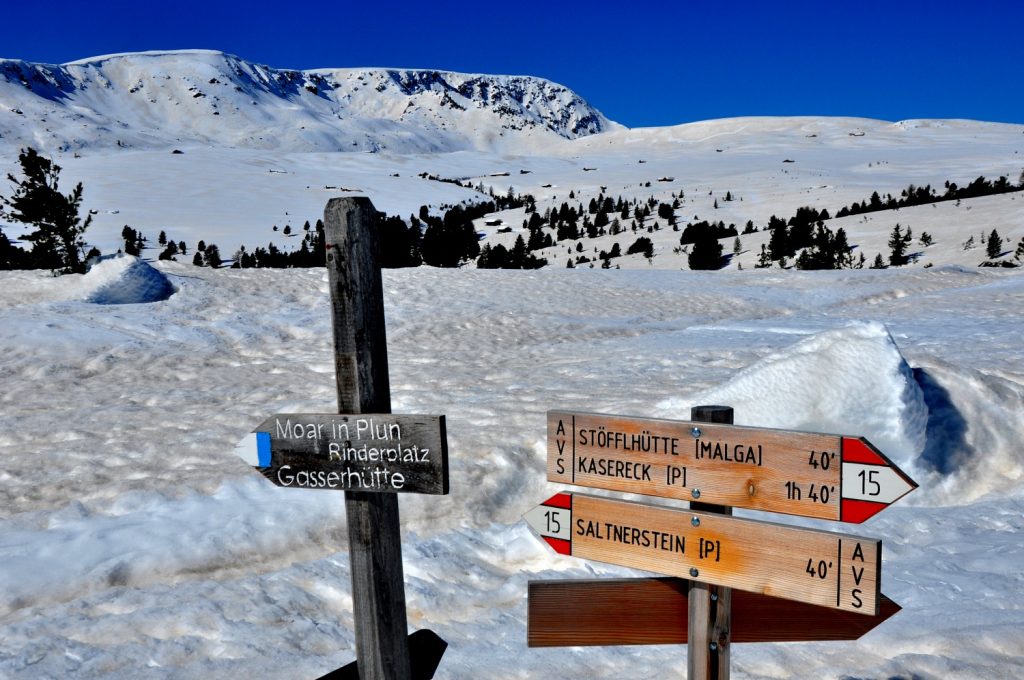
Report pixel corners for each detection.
[523,504,572,541]
[842,463,915,504]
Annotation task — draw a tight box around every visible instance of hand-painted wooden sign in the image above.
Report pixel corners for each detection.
[527,578,901,647]
[235,413,448,495]
[547,410,916,523]
[524,492,881,615]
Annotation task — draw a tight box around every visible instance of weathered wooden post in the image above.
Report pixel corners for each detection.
[688,405,734,680]
[324,197,410,680]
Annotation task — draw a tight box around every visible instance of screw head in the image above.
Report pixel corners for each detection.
[692,488,702,499]
[689,567,699,578]
[691,516,700,527]
[690,426,702,438]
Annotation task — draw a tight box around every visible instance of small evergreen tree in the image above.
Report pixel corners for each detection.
[0,226,29,269]
[1015,237,1024,261]
[766,215,789,256]
[920,232,933,247]
[871,253,886,269]
[204,243,222,268]
[986,229,1003,259]
[0,147,93,274]
[887,224,910,266]
[626,236,654,259]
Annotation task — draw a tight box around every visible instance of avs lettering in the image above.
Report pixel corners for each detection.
[526,493,881,615]
[548,411,916,522]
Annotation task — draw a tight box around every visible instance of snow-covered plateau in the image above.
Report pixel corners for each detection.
[1,51,1023,679]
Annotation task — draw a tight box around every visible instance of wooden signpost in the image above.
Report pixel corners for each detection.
[528,406,918,680]
[547,410,917,523]
[235,198,446,680]
[524,491,882,615]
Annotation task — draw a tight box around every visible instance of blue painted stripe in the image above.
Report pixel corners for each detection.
[257,432,272,467]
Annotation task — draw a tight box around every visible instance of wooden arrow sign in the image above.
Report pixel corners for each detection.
[524,492,881,615]
[235,413,448,494]
[547,410,916,522]
[527,578,901,647]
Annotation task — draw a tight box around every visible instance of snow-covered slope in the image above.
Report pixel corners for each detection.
[1,264,1023,678]
[0,50,617,154]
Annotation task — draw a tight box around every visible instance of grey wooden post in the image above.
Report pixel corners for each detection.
[688,405,734,680]
[324,197,412,680]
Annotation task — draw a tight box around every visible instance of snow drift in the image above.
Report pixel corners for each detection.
[660,322,929,471]
[82,254,176,304]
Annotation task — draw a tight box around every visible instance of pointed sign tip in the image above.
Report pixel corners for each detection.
[544,492,572,510]
[842,437,886,466]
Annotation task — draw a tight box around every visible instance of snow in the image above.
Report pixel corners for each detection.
[1,263,1023,679]
[2,50,1024,679]
[660,321,930,473]
[82,254,177,304]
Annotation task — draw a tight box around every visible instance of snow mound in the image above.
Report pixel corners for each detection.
[82,254,176,304]
[660,322,929,469]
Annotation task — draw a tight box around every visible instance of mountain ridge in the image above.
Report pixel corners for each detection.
[0,49,619,155]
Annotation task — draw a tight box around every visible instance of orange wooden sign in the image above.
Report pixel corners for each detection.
[547,410,916,523]
[524,492,881,615]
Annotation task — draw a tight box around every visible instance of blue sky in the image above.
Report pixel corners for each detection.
[2,0,1020,128]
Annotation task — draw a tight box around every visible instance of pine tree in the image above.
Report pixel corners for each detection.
[687,226,723,270]
[871,253,886,269]
[888,224,910,266]
[1016,237,1024,261]
[0,147,93,273]
[732,237,742,257]
[768,223,789,261]
[158,230,167,246]
[204,243,221,268]
[0,226,29,269]
[986,229,1003,259]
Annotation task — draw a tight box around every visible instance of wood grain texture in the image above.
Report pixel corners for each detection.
[566,492,881,615]
[548,410,845,520]
[527,579,901,647]
[325,197,412,680]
